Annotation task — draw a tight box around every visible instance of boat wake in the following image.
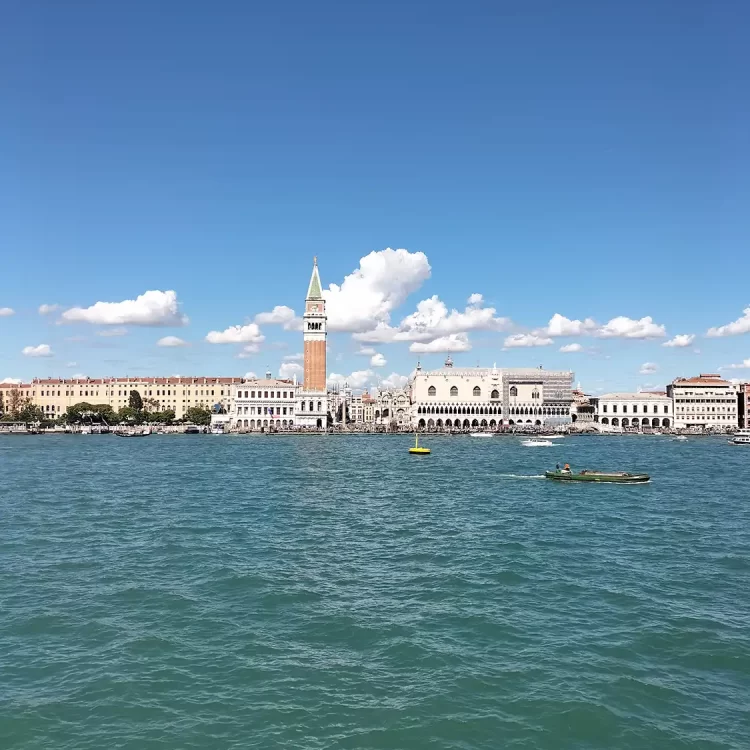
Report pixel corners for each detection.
[496,473,546,479]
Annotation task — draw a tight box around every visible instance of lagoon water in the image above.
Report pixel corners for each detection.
[1,434,748,749]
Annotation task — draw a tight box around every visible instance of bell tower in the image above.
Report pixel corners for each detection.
[303,257,327,392]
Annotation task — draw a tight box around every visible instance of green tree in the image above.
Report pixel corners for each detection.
[184,406,211,426]
[118,406,143,424]
[129,390,143,411]
[18,403,46,424]
[63,402,119,425]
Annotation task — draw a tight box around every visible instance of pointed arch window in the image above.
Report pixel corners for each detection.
[473,386,481,397]
[428,386,436,397]
[510,386,518,397]
[491,389,499,399]
[450,386,458,397]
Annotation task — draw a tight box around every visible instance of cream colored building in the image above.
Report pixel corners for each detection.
[374,388,411,428]
[667,374,738,430]
[593,392,673,430]
[229,377,298,431]
[411,359,574,429]
[18,377,241,420]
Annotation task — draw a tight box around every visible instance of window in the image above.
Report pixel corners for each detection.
[613,405,618,413]
[264,391,269,398]
[532,390,540,400]
[510,386,518,397]
[473,386,481,397]
[623,405,628,413]
[251,391,255,398]
[490,389,499,399]
[428,386,436,397]
[633,405,638,413]
[603,405,607,413]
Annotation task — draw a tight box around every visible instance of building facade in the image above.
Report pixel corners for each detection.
[229,376,298,431]
[411,360,574,429]
[374,388,411,428]
[740,383,749,428]
[4,377,240,420]
[298,258,328,429]
[667,374,738,430]
[593,392,673,429]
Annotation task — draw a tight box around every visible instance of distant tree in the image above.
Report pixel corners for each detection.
[145,409,175,425]
[129,390,143,411]
[118,406,143,425]
[143,397,160,413]
[63,402,119,425]
[18,403,46,424]
[183,406,211,426]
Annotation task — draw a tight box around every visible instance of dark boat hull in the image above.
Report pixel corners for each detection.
[545,471,649,484]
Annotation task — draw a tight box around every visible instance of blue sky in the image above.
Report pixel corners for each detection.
[2,0,748,392]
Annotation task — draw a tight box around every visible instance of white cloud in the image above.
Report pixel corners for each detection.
[467,293,484,306]
[22,344,52,357]
[559,343,583,353]
[542,313,597,337]
[279,362,303,380]
[356,346,376,356]
[61,290,188,326]
[327,369,375,389]
[596,316,666,339]
[283,353,303,362]
[354,294,511,345]
[244,371,257,379]
[324,248,431,332]
[38,304,59,315]
[66,361,77,368]
[707,306,750,337]
[1,377,22,384]
[157,336,188,347]
[380,372,410,390]
[205,323,265,345]
[370,352,387,368]
[97,327,127,337]
[663,334,695,348]
[410,333,472,353]
[254,305,302,331]
[639,362,659,374]
[503,333,554,349]
[237,344,261,358]
[0,307,14,317]
[721,359,750,370]
[71,373,87,379]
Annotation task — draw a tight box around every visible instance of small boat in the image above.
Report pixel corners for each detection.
[673,435,688,442]
[522,439,553,447]
[210,426,224,434]
[538,434,565,439]
[469,432,493,438]
[114,429,149,438]
[409,433,430,455]
[545,469,650,484]
[184,425,201,434]
[728,429,750,445]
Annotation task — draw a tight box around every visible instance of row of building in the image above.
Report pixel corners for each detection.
[2,259,748,431]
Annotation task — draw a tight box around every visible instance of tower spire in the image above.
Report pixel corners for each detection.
[306,257,322,300]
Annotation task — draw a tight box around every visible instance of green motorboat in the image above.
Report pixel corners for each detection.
[545,469,650,484]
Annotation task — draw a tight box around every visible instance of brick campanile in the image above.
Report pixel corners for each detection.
[303,257,327,392]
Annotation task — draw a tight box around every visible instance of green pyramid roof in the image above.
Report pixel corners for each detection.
[307,258,322,299]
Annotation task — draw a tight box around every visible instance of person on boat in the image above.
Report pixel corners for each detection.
[563,463,571,473]
[556,463,561,471]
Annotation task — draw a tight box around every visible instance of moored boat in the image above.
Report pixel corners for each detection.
[545,469,650,483]
[522,439,553,447]
[728,428,750,445]
[469,432,493,438]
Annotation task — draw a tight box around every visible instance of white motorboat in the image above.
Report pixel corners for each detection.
[211,426,224,434]
[469,432,493,438]
[538,434,565,439]
[521,439,553,447]
[728,428,750,445]
[673,435,688,441]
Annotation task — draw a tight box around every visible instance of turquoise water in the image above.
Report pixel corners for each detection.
[1,434,748,749]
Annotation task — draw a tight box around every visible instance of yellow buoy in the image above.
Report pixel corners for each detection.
[409,432,431,455]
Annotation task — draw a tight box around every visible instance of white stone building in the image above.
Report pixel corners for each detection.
[374,388,411,428]
[593,392,673,430]
[229,376,298,431]
[667,374,738,430]
[411,359,574,429]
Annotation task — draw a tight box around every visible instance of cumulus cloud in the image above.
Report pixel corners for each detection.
[380,372,410,390]
[323,248,431,332]
[22,344,52,357]
[720,359,750,370]
[244,371,258,379]
[0,307,15,317]
[157,336,188,347]
[596,316,666,339]
[559,343,583,353]
[61,290,187,326]
[38,304,60,315]
[237,344,261,358]
[97,327,127,337]
[639,362,659,374]
[356,346,376,356]
[279,362,303,380]
[663,334,695,348]
[71,373,87,379]
[355,294,510,345]
[542,313,597,337]
[707,306,750,337]
[370,352,387,368]
[503,333,554,349]
[327,369,375,389]
[410,333,472,353]
[1,377,22,384]
[205,323,265,345]
[254,305,303,331]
